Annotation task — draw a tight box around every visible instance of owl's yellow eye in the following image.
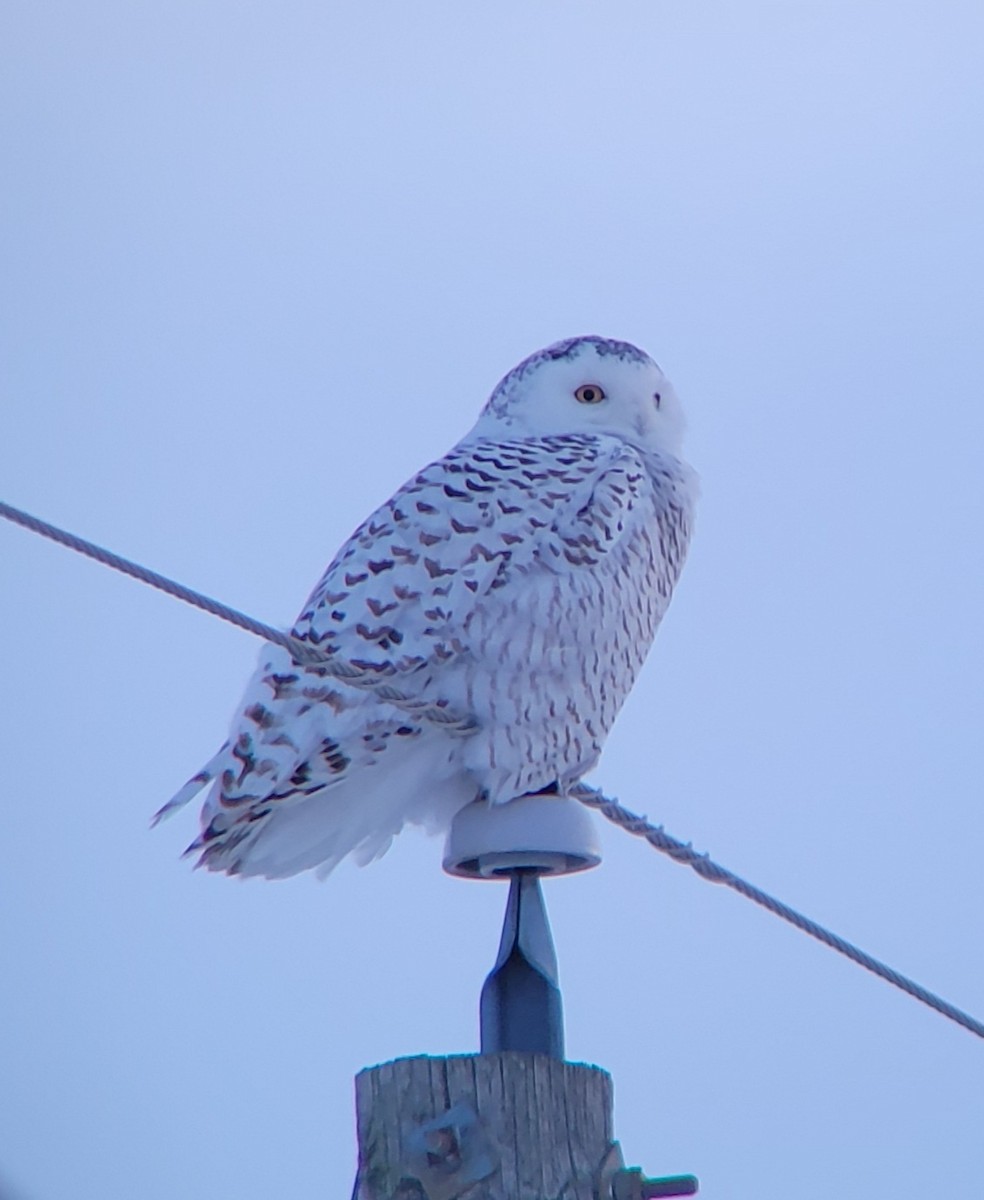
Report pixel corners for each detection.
[574,384,606,405]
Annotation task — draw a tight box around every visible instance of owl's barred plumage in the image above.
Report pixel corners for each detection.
[159,336,697,879]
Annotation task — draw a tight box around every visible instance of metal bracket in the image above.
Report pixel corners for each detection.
[398,1102,499,1200]
[479,869,564,1058]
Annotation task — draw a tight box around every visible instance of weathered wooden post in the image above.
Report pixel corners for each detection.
[353,1053,615,1200]
[351,794,697,1200]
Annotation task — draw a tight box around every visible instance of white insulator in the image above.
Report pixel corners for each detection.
[442,793,602,879]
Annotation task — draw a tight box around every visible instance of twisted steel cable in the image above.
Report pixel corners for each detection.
[572,783,984,1039]
[3,497,981,1039]
[0,499,476,733]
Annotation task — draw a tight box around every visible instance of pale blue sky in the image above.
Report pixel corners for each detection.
[2,3,983,1198]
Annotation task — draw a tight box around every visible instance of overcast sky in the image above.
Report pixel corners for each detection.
[2,3,983,1198]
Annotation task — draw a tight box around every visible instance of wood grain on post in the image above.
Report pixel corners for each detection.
[353,1053,615,1200]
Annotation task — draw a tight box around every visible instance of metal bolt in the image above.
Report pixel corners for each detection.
[611,1167,699,1199]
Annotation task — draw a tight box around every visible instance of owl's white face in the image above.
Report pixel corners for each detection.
[473,336,686,457]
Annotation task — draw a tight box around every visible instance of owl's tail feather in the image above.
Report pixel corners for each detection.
[152,743,230,826]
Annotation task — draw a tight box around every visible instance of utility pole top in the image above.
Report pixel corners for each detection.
[350,793,698,1198]
[352,1053,613,1200]
[352,1056,697,1200]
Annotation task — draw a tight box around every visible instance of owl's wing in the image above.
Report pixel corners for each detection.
[295,433,649,659]
[527,441,653,569]
[155,434,655,847]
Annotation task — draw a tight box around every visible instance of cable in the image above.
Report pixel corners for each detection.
[571,783,984,1040]
[2,497,982,1039]
[0,500,476,733]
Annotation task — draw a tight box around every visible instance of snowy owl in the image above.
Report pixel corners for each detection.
[158,336,697,879]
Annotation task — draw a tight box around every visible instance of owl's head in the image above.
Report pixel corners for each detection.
[475,336,687,456]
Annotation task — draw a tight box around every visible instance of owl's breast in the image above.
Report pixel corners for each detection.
[455,511,676,801]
